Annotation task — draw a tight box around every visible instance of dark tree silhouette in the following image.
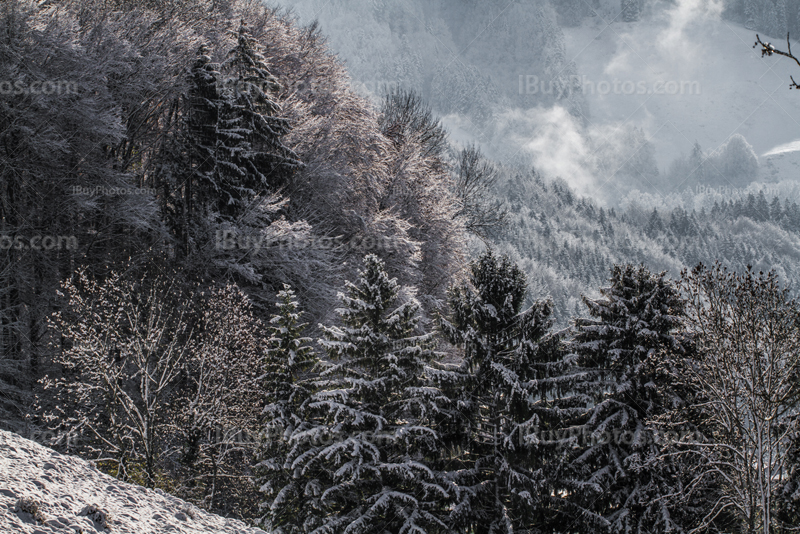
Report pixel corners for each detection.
[754,33,800,89]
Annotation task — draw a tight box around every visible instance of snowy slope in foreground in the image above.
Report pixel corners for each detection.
[0,430,267,534]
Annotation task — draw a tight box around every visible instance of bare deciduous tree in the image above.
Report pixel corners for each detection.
[677,263,800,534]
[452,145,508,240]
[177,283,267,513]
[754,33,800,89]
[42,268,268,514]
[43,270,195,488]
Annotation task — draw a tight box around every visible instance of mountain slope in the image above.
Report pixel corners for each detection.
[492,167,800,326]
[0,430,266,534]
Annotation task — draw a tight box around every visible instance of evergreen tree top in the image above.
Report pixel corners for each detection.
[583,264,683,320]
[574,264,686,371]
[223,21,281,95]
[266,284,315,372]
[445,250,527,344]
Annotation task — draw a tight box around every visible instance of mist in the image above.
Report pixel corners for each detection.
[275,0,800,205]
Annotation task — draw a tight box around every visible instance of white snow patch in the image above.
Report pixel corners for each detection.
[761,149,800,183]
[0,430,267,534]
[763,140,800,158]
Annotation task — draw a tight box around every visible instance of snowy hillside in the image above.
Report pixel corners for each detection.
[0,430,266,534]
[762,140,800,182]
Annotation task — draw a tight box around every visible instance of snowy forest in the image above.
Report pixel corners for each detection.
[4,0,800,533]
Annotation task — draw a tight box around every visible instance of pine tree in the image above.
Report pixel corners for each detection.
[441,250,582,533]
[793,1,800,38]
[556,0,586,26]
[755,190,770,221]
[745,0,757,30]
[213,21,302,220]
[256,285,318,533]
[775,0,788,37]
[187,44,222,220]
[159,44,220,256]
[756,0,787,38]
[644,208,664,238]
[568,264,690,533]
[770,195,783,221]
[687,141,705,188]
[266,255,449,534]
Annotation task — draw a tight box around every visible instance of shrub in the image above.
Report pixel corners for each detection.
[15,497,46,523]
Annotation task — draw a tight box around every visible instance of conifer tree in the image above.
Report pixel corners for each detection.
[213,21,302,219]
[187,44,221,219]
[745,0,757,30]
[556,0,587,27]
[265,255,449,534]
[161,44,221,256]
[256,285,318,533]
[441,250,583,533]
[777,0,788,33]
[568,264,690,533]
[644,209,664,238]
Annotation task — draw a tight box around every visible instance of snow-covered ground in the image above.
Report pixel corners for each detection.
[762,145,800,182]
[762,139,800,182]
[0,430,266,534]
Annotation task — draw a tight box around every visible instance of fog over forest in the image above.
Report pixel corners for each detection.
[279,0,800,203]
[266,0,800,325]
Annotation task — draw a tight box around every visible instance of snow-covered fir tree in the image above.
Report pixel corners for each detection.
[734,0,791,36]
[255,285,318,533]
[745,0,758,30]
[441,250,583,533]
[170,33,331,308]
[555,0,588,27]
[264,255,449,534]
[159,44,220,257]
[568,264,690,533]
[185,43,221,229]
[213,21,302,220]
[774,0,788,37]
